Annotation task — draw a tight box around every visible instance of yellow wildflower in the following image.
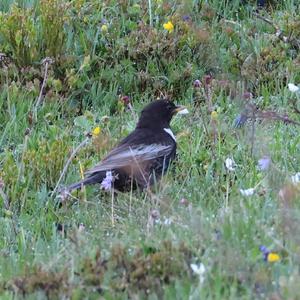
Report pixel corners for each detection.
[267,253,280,263]
[92,126,101,136]
[163,21,174,32]
[211,111,218,120]
[101,24,108,33]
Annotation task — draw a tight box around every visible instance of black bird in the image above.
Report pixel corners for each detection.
[66,99,188,192]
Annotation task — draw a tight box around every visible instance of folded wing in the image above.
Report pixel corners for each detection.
[85,143,173,176]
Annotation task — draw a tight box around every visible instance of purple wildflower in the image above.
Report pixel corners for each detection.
[258,157,271,171]
[193,79,201,88]
[259,245,270,261]
[233,113,248,128]
[182,15,191,22]
[259,245,280,262]
[100,171,114,191]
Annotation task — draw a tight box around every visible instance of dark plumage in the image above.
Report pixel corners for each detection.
[66,99,188,192]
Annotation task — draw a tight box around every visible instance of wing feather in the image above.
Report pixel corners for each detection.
[85,144,173,175]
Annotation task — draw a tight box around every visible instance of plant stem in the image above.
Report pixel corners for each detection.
[51,137,90,197]
[148,0,153,27]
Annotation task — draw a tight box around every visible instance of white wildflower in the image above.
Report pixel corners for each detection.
[100,171,114,191]
[78,223,85,232]
[225,157,236,171]
[163,218,172,225]
[288,83,300,93]
[190,263,206,284]
[291,173,300,184]
[239,188,255,196]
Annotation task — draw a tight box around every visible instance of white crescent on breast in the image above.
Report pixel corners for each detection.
[164,128,176,141]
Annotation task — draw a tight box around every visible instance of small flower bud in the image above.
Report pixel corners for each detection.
[121,96,130,105]
[204,75,212,86]
[0,178,4,189]
[101,115,110,123]
[25,128,30,136]
[242,92,253,100]
[41,57,54,65]
[179,198,189,206]
[150,209,160,219]
[211,111,218,120]
[101,24,108,33]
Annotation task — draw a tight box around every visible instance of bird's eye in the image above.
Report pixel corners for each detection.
[166,103,174,110]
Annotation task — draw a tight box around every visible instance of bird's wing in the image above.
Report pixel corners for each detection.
[85,143,173,175]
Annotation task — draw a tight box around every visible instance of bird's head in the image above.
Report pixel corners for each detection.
[137,99,188,129]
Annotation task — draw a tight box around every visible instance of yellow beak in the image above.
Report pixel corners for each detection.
[174,105,189,115]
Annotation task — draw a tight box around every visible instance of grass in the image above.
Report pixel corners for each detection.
[0,0,300,298]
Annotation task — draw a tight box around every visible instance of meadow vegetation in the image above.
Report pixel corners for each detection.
[0,0,300,298]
